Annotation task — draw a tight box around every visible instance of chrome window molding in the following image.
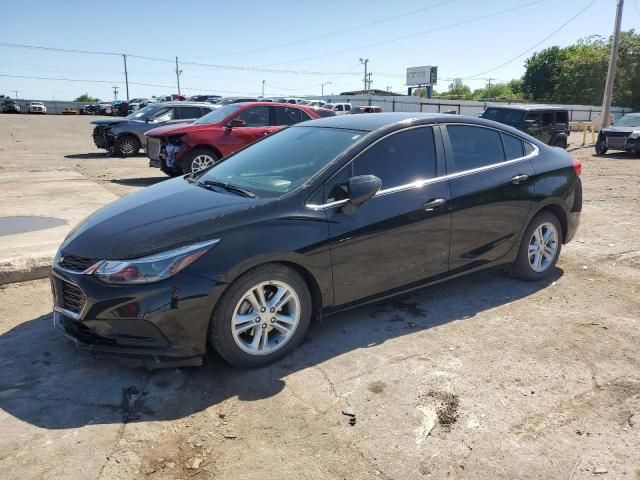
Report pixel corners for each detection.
[306,123,539,211]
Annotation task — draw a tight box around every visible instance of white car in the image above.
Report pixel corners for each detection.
[27,101,47,114]
[306,100,326,108]
[323,102,352,115]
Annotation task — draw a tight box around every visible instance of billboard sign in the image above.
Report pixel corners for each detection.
[406,66,438,86]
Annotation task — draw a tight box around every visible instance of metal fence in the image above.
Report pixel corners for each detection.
[1,99,95,114]
[316,95,634,121]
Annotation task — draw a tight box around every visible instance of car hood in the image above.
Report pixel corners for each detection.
[90,118,129,127]
[602,125,639,134]
[145,122,212,137]
[59,177,277,260]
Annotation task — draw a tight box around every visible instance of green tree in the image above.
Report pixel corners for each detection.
[522,46,567,102]
[446,78,472,98]
[74,93,99,102]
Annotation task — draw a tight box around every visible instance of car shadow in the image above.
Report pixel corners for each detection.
[0,267,562,430]
[110,177,167,187]
[64,153,110,160]
[597,152,640,160]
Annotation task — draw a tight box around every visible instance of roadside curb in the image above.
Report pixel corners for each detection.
[0,256,52,286]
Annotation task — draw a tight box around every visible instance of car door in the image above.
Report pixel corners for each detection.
[273,106,306,131]
[523,112,542,140]
[324,126,451,306]
[217,105,272,155]
[540,111,554,144]
[443,124,535,271]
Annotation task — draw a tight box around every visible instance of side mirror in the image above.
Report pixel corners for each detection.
[225,118,246,129]
[342,175,382,215]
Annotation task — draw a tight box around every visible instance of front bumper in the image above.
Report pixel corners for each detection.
[602,132,639,152]
[51,266,224,368]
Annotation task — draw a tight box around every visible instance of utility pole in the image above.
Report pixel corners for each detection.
[321,81,332,96]
[600,0,624,129]
[12,90,19,99]
[261,80,265,98]
[122,54,130,101]
[175,56,182,95]
[367,72,373,91]
[359,58,369,94]
[112,86,119,100]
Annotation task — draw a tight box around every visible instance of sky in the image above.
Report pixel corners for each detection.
[1,0,638,101]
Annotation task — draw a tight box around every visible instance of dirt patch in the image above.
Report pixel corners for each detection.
[425,391,460,429]
[368,380,387,394]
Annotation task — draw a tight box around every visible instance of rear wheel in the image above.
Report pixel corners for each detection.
[595,136,608,155]
[184,148,220,174]
[552,137,567,149]
[114,135,140,157]
[209,264,312,368]
[511,212,562,281]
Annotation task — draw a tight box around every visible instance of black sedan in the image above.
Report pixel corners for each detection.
[595,113,640,156]
[51,113,582,368]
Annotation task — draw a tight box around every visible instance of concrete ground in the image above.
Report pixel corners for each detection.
[0,115,639,479]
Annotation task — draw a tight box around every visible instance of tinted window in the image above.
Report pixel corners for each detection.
[193,104,243,125]
[555,111,568,123]
[275,106,302,126]
[541,112,553,126]
[235,106,270,127]
[447,125,505,172]
[335,105,343,111]
[345,105,351,111]
[524,112,540,129]
[502,133,524,160]
[353,127,437,189]
[179,106,203,119]
[481,108,525,128]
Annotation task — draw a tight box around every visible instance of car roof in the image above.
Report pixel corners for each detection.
[153,101,214,107]
[485,104,568,112]
[294,112,528,133]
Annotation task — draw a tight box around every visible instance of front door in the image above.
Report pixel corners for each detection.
[443,124,535,271]
[326,126,451,306]
[218,105,272,155]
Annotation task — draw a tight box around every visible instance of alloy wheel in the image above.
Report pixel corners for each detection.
[528,222,559,273]
[191,155,217,172]
[119,139,137,155]
[231,280,301,356]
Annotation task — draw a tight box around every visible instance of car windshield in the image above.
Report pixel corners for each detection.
[198,126,365,198]
[481,108,526,128]
[613,115,640,127]
[193,104,243,125]
[126,104,159,120]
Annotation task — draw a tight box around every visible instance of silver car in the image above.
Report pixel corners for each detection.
[90,102,215,157]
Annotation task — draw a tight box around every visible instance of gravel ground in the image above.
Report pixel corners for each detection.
[0,115,638,480]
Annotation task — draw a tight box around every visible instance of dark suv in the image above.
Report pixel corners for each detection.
[482,105,570,148]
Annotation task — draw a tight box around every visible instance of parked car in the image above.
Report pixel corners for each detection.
[188,95,221,103]
[307,106,337,118]
[595,113,640,156]
[350,106,382,114]
[27,101,47,114]
[214,96,259,106]
[80,104,100,115]
[481,105,570,148]
[282,98,308,105]
[63,108,79,115]
[157,94,186,102]
[52,113,581,368]
[2,99,21,113]
[97,102,114,115]
[145,102,321,175]
[323,102,352,115]
[306,100,326,108]
[127,98,150,113]
[91,102,215,157]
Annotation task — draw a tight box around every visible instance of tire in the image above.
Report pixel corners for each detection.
[209,263,312,368]
[160,165,182,177]
[595,137,608,155]
[114,135,140,157]
[511,211,562,281]
[183,148,220,174]
[552,137,567,149]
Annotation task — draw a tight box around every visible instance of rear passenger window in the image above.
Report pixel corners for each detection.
[447,125,505,172]
[502,133,524,160]
[275,106,302,125]
[353,127,437,189]
[555,111,568,123]
[524,141,536,156]
[179,106,203,119]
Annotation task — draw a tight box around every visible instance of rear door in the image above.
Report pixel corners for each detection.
[217,105,272,155]
[325,126,451,306]
[443,124,535,271]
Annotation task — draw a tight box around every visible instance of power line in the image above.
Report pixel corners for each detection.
[256,0,547,67]
[463,0,598,80]
[183,0,457,59]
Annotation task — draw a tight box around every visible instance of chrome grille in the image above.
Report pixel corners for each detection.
[59,253,96,272]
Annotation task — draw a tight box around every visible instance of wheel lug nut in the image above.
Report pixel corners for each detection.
[270,308,275,313]
[262,323,267,329]
[270,318,275,323]
[260,307,266,312]
[255,318,260,323]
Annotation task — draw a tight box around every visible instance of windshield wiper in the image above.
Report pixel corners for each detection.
[198,180,256,198]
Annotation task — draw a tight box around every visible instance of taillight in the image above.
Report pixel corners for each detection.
[572,157,582,176]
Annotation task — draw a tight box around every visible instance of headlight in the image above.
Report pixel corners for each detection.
[630,130,640,139]
[94,239,219,284]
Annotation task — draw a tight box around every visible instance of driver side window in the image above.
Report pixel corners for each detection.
[235,106,270,127]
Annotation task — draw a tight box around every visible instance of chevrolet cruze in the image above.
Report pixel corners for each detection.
[52,113,582,368]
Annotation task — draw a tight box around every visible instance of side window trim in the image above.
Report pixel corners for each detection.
[440,122,539,178]
[308,125,443,209]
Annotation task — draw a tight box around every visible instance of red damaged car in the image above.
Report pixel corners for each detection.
[145,102,322,176]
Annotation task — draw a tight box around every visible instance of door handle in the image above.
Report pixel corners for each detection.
[423,198,446,211]
[511,174,529,185]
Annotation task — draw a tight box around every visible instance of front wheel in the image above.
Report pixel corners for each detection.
[511,212,562,281]
[595,137,608,155]
[184,148,220,174]
[209,264,312,368]
[114,135,140,157]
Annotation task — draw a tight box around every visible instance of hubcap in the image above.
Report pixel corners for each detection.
[528,222,558,273]
[191,154,216,173]
[120,139,136,155]
[231,281,300,356]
